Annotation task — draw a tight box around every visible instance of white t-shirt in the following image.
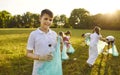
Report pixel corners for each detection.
[106,36,115,41]
[90,32,102,46]
[27,28,57,75]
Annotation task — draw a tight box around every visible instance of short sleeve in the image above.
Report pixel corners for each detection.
[26,32,35,50]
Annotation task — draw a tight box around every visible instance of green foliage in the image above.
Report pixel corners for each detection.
[0,28,120,75]
[1,9,120,29]
[69,8,90,29]
[0,10,12,28]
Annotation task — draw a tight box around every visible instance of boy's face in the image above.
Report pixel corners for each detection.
[40,13,53,29]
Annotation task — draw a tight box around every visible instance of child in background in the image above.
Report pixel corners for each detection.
[58,31,64,52]
[58,31,69,60]
[65,31,71,40]
[64,31,71,49]
[64,30,75,54]
[81,33,91,46]
[86,26,106,67]
[105,36,119,56]
[82,32,107,54]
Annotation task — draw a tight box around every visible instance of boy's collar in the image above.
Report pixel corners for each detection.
[37,28,52,34]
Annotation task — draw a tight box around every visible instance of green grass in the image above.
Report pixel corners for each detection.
[0,28,120,75]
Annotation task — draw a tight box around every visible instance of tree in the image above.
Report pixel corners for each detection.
[69,8,90,29]
[53,15,60,28]
[60,14,68,28]
[0,10,12,28]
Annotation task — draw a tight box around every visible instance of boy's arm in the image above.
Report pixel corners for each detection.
[100,37,108,42]
[26,50,53,61]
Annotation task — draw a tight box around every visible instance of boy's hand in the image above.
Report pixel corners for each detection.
[44,52,53,61]
[39,52,53,61]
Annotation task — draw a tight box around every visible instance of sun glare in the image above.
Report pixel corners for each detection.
[90,7,118,15]
[0,0,120,16]
[101,8,117,14]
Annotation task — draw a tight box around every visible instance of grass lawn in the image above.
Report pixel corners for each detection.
[0,28,120,75]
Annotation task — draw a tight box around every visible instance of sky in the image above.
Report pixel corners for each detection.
[0,0,120,17]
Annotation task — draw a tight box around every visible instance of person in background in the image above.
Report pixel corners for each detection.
[81,32,107,54]
[86,26,106,67]
[81,33,91,46]
[64,30,75,53]
[58,31,69,60]
[65,30,71,40]
[26,9,62,75]
[105,35,119,56]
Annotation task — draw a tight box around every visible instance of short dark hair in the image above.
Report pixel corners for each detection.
[40,9,53,18]
[65,30,71,35]
[58,31,63,36]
